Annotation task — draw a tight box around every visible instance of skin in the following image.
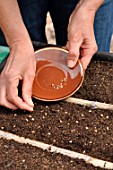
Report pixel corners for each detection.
[0,0,104,111]
[0,0,36,111]
[67,0,104,69]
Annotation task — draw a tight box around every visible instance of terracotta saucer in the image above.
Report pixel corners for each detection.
[32,47,84,101]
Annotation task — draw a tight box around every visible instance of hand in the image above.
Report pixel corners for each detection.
[66,2,98,69]
[0,40,36,111]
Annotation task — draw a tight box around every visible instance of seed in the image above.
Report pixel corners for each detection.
[22,159,25,163]
[107,127,109,130]
[106,116,109,119]
[94,129,97,133]
[51,84,54,87]
[60,84,63,88]
[63,78,66,82]
[31,118,35,121]
[56,85,60,89]
[61,78,66,82]
[59,119,62,123]
[83,150,86,154]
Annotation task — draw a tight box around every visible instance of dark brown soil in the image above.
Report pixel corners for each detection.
[0,139,103,170]
[0,102,113,162]
[0,60,113,169]
[75,60,113,103]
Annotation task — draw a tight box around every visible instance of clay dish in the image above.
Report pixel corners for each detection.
[32,47,84,101]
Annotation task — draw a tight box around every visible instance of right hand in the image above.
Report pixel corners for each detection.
[0,40,36,111]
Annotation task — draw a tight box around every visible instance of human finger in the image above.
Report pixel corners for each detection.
[0,85,18,110]
[22,73,35,108]
[67,39,82,68]
[6,78,33,111]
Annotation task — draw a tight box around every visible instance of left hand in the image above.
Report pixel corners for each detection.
[66,2,98,69]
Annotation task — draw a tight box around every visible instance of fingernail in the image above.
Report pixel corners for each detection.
[29,99,34,107]
[68,60,75,68]
[30,107,34,112]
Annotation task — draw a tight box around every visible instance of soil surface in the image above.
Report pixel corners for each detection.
[0,139,103,170]
[0,60,113,169]
[0,102,113,162]
[75,60,113,103]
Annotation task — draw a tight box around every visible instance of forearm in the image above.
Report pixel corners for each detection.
[0,0,30,46]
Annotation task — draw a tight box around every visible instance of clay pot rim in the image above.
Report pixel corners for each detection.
[33,47,85,102]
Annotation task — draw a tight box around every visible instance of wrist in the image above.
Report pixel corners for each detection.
[1,21,30,47]
[79,0,104,12]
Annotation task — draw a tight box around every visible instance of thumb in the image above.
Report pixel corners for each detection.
[22,76,34,108]
[67,40,82,68]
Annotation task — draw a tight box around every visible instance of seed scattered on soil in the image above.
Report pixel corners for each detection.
[45,112,48,116]
[14,114,17,117]
[1,127,4,130]
[94,129,97,133]
[22,160,25,163]
[31,118,35,121]
[106,116,109,119]
[59,120,62,123]
[76,121,79,124]
[83,150,86,154]
[28,115,32,118]
[86,127,89,130]
[31,131,35,134]
[25,119,29,122]
[106,127,109,130]
[69,140,72,143]
[100,114,104,117]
